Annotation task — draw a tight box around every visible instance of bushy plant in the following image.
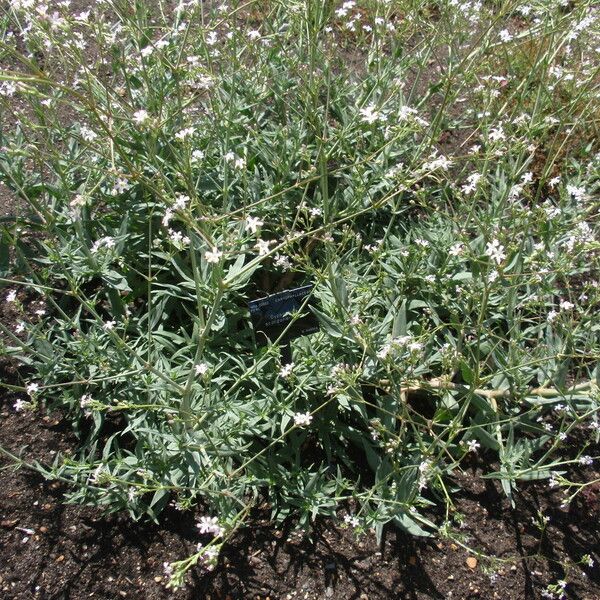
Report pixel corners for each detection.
[1,0,599,588]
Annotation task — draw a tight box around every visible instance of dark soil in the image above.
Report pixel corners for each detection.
[1,384,599,600]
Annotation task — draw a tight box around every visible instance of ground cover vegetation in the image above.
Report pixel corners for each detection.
[0,0,599,595]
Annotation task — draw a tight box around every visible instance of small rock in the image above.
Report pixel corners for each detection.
[39,526,48,534]
[359,594,369,600]
[466,557,477,569]
[154,576,162,583]
[325,587,333,598]
[408,556,417,566]
[448,575,455,581]
[1,519,18,529]
[56,555,64,563]
[450,543,458,551]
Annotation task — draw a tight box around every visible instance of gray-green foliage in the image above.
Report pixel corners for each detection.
[1,0,599,585]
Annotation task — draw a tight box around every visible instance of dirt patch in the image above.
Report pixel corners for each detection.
[1,392,599,600]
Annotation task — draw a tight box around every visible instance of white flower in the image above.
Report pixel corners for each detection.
[579,455,593,466]
[547,310,558,323]
[422,152,452,171]
[79,126,97,142]
[26,383,39,395]
[344,514,360,527]
[449,243,464,256]
[0,82,17,97]
[485,239,506,264]
[15,322,25,334]
[91,236,116,253]
[247,29,261,40]
[173,194,189,211]
[112,178,130,195]
[133,109,150,125]
[162,209,173,227]
[274,254,292,270]
[408,341,423,353]
[279,363,293,378]
[13,398,27,412]
[224,152,245,169]
[548,176,561,189]
[466,439,480,453]
[191,149,205,163]
[245,216,264,234]
[559,300,574,311]
[175,127,195,141]
[499,29,512,43]
[360,104,385,124]
[103,320,116,330]
[398,106,418,122]
[6,289,17,303]
[195,362,209,376]
[521,171,533,184]
[204,247,223,264]
[461,173,482,195]
[255,239,272,256]
[168,229,190,246]
[566,184,586,201]
[293,412,313,427]
[197,516,224,537]
[488,125,505,142]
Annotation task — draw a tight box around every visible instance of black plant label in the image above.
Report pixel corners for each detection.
[248,284,319,346]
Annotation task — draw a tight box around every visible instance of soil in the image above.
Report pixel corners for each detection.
[1,381,599,600]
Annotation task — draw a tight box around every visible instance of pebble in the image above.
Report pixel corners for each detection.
[56,555,64,563]
[466,557,477,569]
[39,526,48,533]
[154,576,162,583]
[1,519,18,528]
